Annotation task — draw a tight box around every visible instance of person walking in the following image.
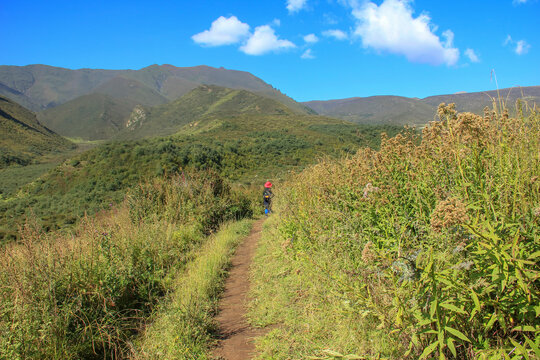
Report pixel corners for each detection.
[263,181,274,215]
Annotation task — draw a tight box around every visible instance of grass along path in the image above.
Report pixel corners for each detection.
[212,218,267,360]
[131,219,254,359]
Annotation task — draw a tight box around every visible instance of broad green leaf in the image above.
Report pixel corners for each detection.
[447,337,457,358]
[418,319,434,327]
[444,326,471,342]
[524,335,540,358]
[470,289,480,309]
[430,299,438,318]
[440,302,467,315]
[419,341,439,360]
[512,325,536,332]
[485,312,497,331]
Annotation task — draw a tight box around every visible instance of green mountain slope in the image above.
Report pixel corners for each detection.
[0,95,73,168]
[37,93,136,140]
[119,85,302,139]
[303,86,540,126]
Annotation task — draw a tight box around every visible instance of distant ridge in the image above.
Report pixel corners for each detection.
[303,86,540,126]
[0,64,311,114]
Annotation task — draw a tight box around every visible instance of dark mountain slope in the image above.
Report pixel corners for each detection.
[422,86,540,113]
[0,64,121,111]
[93,76,169,106]
[0,95,73,168]
[0,64,312,114]
[37,93,136,140]
[305,95,435,125]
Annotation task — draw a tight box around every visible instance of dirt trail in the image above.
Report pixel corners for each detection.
[212,218,266,360]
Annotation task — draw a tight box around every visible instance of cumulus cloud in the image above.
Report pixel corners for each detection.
[464,48,480,62]
[301,49,315,59]
[304,34,319,43]
[287,0,308,13]
[504,35,531,55]
[240,25,296,55]
[323,29,348,40]
[515,40,531,55]
[192,16,250,46]
[351,0,459,66]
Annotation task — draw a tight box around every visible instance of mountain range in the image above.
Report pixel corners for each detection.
[303,86,540,126]
[0,64,308,112]
[1,64,538,139]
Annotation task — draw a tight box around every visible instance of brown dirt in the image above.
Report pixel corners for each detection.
[212,218,267,360]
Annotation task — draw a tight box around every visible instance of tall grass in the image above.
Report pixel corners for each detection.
[249,103,539,359]
[131,219,253,359]
[0,170,252,359]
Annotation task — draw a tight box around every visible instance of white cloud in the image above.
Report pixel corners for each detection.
[240,25,296,55]
[287,0,308,13]
[513,0,528,4]
[192,16,250,46]
[504,35,531,55]
[323,29,348,40]
[464,48,480,62]
[515,40,531,55]
[351,0,459,66]
[301,49,315,59]
[304,33,319,43]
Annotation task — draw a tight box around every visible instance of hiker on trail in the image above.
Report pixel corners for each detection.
[263,181,274,215]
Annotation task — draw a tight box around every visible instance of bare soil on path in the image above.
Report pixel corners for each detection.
[212,218,266,360]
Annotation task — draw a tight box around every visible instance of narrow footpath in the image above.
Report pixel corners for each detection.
[212,218,266,360]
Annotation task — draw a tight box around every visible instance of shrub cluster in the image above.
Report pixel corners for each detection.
[273,104,539,358]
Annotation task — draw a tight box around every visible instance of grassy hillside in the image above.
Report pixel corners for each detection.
[36,77,168,141]
[304,86,540,126]
[119,85,306,139]
[249,103,540,359]
[0,95,74,168]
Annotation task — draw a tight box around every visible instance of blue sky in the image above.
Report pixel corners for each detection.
[1,0,539,101]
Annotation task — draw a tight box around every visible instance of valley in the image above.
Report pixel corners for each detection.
[0,63,538,360]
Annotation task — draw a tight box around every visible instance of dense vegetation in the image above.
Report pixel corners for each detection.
[0,114,401,242]
[0,170,253,359]
[249,103,539,359]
